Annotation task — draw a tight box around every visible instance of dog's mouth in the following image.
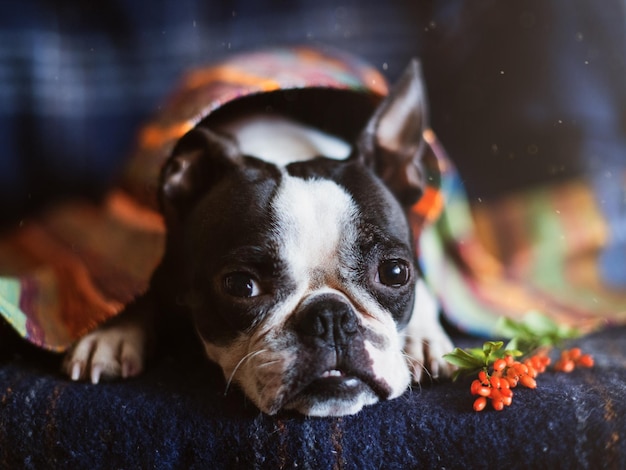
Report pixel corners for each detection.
[305,368,366,396]
[278,362,392,416]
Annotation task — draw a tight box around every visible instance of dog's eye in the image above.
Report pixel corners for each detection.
[223,272,262,298]
[377,260,410,287]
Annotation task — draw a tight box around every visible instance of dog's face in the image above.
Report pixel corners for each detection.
[161,61,434,416]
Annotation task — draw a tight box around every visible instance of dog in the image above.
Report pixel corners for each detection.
[62,57,454,417]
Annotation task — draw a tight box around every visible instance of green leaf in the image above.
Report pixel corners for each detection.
[482,341,504,355]
[467,347,486,358]
[494,311,582,355]
[503,349,523,358]
[504,337,519,351]
[556,323,580,340]
[495,317,528,339]
[520,311,560,336]
[443,348,485,369]
[445,310,582,380]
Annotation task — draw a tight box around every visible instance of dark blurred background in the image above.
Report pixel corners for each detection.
[1,0,625,225]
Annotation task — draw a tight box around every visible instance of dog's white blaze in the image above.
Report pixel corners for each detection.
[219,114,352,166]
[272,175,359,291]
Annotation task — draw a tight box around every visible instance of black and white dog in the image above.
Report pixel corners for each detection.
[63,60,454,417]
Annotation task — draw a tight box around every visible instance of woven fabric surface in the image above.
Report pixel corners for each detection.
[1,319,624,469]
[420,165,626,337]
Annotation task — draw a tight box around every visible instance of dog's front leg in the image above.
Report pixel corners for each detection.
[63,294,156,384]
[403,279,455,382]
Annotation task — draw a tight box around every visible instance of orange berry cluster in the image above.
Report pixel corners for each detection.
[470,354,551,412]
[554,347,594,372]
[470,348,594,412]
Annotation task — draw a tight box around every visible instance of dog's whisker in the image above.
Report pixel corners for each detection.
[402,349,430,372]
[401,350,433,383]
[256,359,281,369]
[224,349,268,396]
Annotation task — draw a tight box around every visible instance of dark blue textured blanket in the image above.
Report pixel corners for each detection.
[1,320,624,469]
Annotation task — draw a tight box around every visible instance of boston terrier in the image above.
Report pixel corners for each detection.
[62,59,454,417]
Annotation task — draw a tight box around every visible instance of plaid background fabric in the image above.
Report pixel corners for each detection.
[2,1,625,221]
[0,0,429,224]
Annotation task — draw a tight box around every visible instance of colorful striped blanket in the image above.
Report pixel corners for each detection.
[1,47,624,352]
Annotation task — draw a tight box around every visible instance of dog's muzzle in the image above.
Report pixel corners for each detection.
[281,295,393,412]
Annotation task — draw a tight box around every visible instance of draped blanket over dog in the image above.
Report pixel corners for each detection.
[0,47,624,351]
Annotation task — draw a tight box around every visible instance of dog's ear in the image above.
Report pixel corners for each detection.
[160,126,241,217]
[357,59,429,207]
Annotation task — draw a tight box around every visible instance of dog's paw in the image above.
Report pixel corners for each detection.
[404,325,455,383]
[63,320,147,384]
[403,279,456,382]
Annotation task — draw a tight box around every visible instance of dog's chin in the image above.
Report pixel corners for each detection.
[282,373,381,416]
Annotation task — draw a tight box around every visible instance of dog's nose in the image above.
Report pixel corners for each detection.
[295,298,359,347]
